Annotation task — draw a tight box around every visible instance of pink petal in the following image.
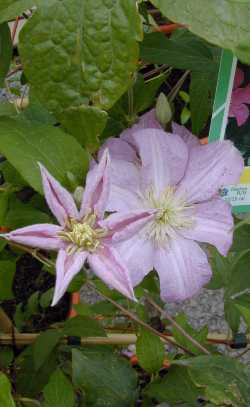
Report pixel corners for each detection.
[117,233,155,286]
[176,140,244,203]
[52,249,87,306]
[88,245,135,300]
[172,122,200,150]
[231,103,249,126]
[107,182,143,212]
[120,108,162,148]
[98,138,138,163]
[233,68,244,89]
[39,163,79,226]
[232,86,250,105]
[4,224,64,250]
[80,149,110,220]
[181,198,233,256]
[105,160,143,212]
[154,237,212,302]
[133,128,188,196]
[100,209,156,242]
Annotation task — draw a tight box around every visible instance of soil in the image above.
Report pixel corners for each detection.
[2,253,70,332]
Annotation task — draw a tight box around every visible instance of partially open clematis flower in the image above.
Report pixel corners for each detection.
[99,111,244,302]
[229,68,250,126]
[2,151,154,306]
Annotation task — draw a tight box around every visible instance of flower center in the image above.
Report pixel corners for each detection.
[143,186,193,246]
[58,213,107,254]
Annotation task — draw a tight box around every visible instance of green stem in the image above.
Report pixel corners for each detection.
[87,281,193,355]
[146,296,210,355]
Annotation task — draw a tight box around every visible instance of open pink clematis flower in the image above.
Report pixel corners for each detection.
[2,151,154,306]
[99,111,244,302]
[229,68,250,126]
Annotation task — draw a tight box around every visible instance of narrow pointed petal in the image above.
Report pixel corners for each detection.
[172,122,199,150]
[154,238,212,302]
[181,198,234,256]
[176,140,244,204]
[88,245,135,300]
[52,249,87,306]
[39,163,79,226]
[133,129,188,196]
[100,209,156,242]
[4,224,64,250]
[80,149,110,219]
[117,234,155,286]
[120,108,162,148]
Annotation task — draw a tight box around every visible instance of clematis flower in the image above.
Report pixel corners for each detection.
[99,111,244,302]
[2,151,154,306]
[229,68,250,126]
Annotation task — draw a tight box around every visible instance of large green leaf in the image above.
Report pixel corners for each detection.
[190,71,212,134]
[60,105,108,152]
[140,31,217,72]
[72,348,137,407]
[136,327,165,373]
[33,329,63,371]
[19,0,142,114]
[0,373,15,407]
[0,118,89,194]
[151,0,250,64]
[63,315,106,337]
[43,369,75,407]
[177,355,250,406]
[0,23,12,87]
[146,366,202,405]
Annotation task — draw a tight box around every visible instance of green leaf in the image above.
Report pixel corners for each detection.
[63,315,106,337]
[172,313,209,355]
[19,0,142,114]
[235,303,250,328]
[132,73,166,114]
[33,329,63,371]
[43,369,75,407]
[224,299,241,333]
[40,288,54,308]
[150,0,250,64]
[190,71,211,134]
[231,223,250,252]
[0,23,12,87]
[72,348,137,406]
[4,196,51,229]
[146,366,202,405]
[0,372,15,407]
[0,348,13,369]
[140,31,216,72]
[60,105,108,152]
[207,247,232,290]
[0,117,89,194]
[0,260,15,300]
[226,250,250,297]
[176,355,250,406]
[16,345,58,397]
[136,327,164,373]
[0,192,9,225]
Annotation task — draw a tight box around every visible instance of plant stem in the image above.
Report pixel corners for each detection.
[8,242,55,268]
[87,282,193,355]
[168,70,190,103]
[146,296,210,355]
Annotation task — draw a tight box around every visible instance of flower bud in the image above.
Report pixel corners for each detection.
[156,92,172,128]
